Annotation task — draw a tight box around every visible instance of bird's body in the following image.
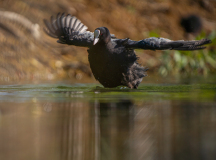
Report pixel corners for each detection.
[44,13,211,89]
[88,38,147,88]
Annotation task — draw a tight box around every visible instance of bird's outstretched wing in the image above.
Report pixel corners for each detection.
[44,13,116,47]
[44,13,94,47]
[122,37,211,51]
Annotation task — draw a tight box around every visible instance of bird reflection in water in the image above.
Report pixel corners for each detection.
[59,99,135,160]
[97,100,134,160]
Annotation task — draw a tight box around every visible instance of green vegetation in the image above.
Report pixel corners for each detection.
[159,31,216,77]
[0,83,215,102]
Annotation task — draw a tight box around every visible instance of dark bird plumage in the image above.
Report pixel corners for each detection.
[44,13,211,89]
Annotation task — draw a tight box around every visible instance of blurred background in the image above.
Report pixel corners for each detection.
[1,1,216,160]
[0,0,216,84]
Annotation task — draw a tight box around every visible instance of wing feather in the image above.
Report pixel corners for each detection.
[65,14,70,28]
[51,16,58,30]
[44,13,94,47]
[43,19,56,36]
[56,13,61,29]
[123,37,211,51]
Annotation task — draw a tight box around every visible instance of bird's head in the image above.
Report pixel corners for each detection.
[93,27,111,45]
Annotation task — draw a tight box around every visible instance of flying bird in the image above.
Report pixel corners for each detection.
[44,13,211,89]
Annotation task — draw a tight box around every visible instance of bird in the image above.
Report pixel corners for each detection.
[44,13,211,89]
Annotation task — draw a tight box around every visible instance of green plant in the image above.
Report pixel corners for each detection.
[158,31,216,77]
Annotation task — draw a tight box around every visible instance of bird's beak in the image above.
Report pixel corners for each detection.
[93,29,100,45]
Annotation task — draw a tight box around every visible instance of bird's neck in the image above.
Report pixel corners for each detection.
[104,35,111,44]
[96,38,111,47]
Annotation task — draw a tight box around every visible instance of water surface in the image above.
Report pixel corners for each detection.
[0,83,216,160]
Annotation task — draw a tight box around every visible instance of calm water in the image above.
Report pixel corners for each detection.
[0,83,216,160]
